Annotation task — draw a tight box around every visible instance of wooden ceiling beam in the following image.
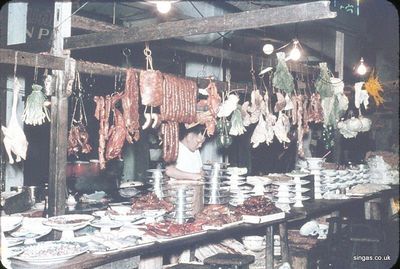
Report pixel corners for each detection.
[0,48,246,90]
[70,15,319,75]
[64,1,336,50]
[72,15,122,32]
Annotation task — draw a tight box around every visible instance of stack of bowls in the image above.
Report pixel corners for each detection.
[147,168,168,199]
[167,186,194,224]
[203,164,230,205]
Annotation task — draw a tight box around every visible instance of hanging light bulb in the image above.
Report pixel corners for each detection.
[289,39,301,61]
[356,57,367,75]
[155,1,172,13]
[262,44,274,55]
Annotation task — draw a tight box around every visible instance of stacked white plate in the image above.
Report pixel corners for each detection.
[321,169,339,194]
[247,176,272,196]
[286,172,310,207]
[272,181,295,212]
[229,183,253,206]
[309,168,323,199]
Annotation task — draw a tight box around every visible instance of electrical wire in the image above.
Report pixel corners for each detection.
[54,2,89,30]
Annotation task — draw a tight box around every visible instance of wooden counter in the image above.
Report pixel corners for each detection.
[8,186,399,269]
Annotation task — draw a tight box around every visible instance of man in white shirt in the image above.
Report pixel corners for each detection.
[164,124,206,264]
[165,124,205,180]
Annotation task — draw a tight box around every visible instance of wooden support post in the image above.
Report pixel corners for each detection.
[333,31,344,164]
[279,222,291,264]
[265,225,274,269]
[0,5,8,191]
[64,1,336,50]
[335,31,344,80]
[48,1,72,217]
[0,76,7,192]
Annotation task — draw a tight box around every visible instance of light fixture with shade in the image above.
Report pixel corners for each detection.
[356,57,367,75]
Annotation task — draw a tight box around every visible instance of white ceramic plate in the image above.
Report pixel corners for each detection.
[11,241,88,265]
[1,215,23,232]
[6,247,24,258]
[90,219,123,229]
[11,218,52,240]
[43,214,94,231]
[5,237,24,247]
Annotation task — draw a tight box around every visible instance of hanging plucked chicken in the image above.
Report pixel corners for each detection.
[2,76,29,164]
[2,52,28,164]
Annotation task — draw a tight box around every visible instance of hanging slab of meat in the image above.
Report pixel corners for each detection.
[67,123,92,156]
[307,93,324,123]
[139,70,163,107]
[302,97,310,133]
[273,112,291,144]
[161,121,179,163]
[105,108,127,160]
[94,96,106,169]
[123,68,140,142]
[1,77,28,164]
[295,95,305,157]
[94,93,117,169]
[161,74,197,124]
[274,92,286,113]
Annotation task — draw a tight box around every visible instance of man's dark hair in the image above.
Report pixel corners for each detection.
[178,123,206,141]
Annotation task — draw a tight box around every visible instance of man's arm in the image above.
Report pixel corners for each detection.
[165,165,202,180]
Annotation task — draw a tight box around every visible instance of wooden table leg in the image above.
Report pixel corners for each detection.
[139,255,163,269]
[279,222,290,264]
[265,225,274,269]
